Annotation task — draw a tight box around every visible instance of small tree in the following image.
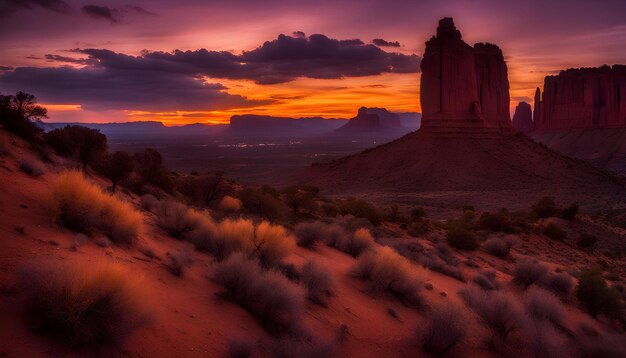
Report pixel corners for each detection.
[45,125,107,170]
[101,151,134,192]
[0,91,46,141]
[133,148,172,191]
[283,186,319,217]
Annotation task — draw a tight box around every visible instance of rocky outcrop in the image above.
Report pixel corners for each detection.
[533,87,542,126]
[333,107,416,137]
[474,43,511,127]
[534,65,626,130]
[511,102,533,133]
[420,17,511,129]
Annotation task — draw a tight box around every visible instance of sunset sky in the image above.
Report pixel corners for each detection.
[1,0,625,125]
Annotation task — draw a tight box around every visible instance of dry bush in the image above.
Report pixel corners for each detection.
[212,253,305,336]
[576,268,622,320]
[524,287,565,326]
[523,321,569,358]
[417,302,467,357]
[48,171,142,245]
[458,285,526,350]
[19,159,44,177]
[543,222,567,241]
[329,227,374,257]
[532,196,559,219]
[156,200,205,238]
[300,261,336,306]
[472,270,500,291]
[21,261,151,348]
[217,218,255,253]
[479,210,515,233]
[388,239,424,262]
[252,221,296,267]
[165,242,194,276]
[219,195,242,212]
[541,272,574,299]
[446,228,479,250]
[294,222,332,248]
[337,198,383,225]
[482,236,512,258]
[513,259,549,289]
[140,194,159,212]
[353,246,424,307]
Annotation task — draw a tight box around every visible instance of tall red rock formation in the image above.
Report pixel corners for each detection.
[511,102,533,133]
[420,17,511,129]
[533,87,542,126]
[474,43,511,127]
[535,65,626,130]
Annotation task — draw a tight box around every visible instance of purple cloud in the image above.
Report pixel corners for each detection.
[372,38,401,47]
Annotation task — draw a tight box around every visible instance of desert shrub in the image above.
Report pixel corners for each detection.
[156,200,205,238]
[327,227,374,257]
[353,246,424,307]
[48,171,142,245]
[543,222,566,241]
[576,269,623,320]
[251,221,296,267]
[417,303,467,356]
[140,194,159,212]
[513,259,549,289]
[133,148,173,192]
[294,222,329,248]
[472,270,499,291]
[239,186,285,222]
[177,172,226,207]
[165,243,194,276]
[576,234,597,250]
[482,236,512,258]
[446,228,479,250]
[408,220,430,236]
[19,159,44,177]
[21,261,151,348]
[524,287,565,326]
[458,285,526,349]
[523,321,568,358]
[218,195,242,212]
[0,91,46,142]
[542,272,574,299]
[337,198,383,225]
[532,196,559,219]
[45,125,107,170]
[418,244,464,282]
[283,185,319,216]
[98,151,133,192]
[388,239,424,262]
[411,207,427,221]
[212,253,305,336]
[479,209,514,233]
[560,203,579,220]
[300,261,335,306]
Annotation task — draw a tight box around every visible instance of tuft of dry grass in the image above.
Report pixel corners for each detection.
[21,260,151,348]
[417,302,467,356]
[19,159,44,177]
[353,246,424,307]
[156,200,205,238]
[212,253,305,336]
[300,261,336,306]
[218,195,242,212]
[524,287,565,327]
[251,221,296,267]
[328,227,374,257]
[513,259,549,289]
[165,242,195,276]
[140,194,159,212]
[47,171,142,245]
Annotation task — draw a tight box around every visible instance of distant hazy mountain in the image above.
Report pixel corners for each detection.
[227,115,345,138]
[40,121,227,139]
[333,107,421,138]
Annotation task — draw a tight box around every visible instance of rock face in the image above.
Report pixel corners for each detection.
[511,102,534,133]
[420,17,511,128]
[333,107,415,137]
[535,65,626,130]
[533,87,542,127]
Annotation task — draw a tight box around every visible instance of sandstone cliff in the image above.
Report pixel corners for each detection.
[511,102,533,133]
[534,65,626,130]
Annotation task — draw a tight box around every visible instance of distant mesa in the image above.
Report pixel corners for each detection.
[511,102,534,133]
[333,107,420,137]
[227,114,344,138]
[534,65,626,131]
[420,17,510,130]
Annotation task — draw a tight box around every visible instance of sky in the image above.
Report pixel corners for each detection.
[1,0,625,125]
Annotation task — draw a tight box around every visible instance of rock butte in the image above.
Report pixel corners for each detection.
[512,102,534,134]
[534,65,626,131]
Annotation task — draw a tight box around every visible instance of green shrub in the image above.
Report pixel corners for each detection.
[543,223,566,241]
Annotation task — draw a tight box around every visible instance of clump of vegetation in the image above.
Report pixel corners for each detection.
[560,203,579,220]
[156,200,205,238]
[353,247,424,307]
[472,270,500,291]
[532,196,559,219]
[19,159,44,177]
[482,236,513,258]
[542,272,574,299]
[576,234,598,251]
[140,194,159,212]
[337,198,383,225]
[218,195,242,212]
[543,222,567,241]
[45,125,108,171]
[133,148,173,192]
[177,171,226,207]
[99,151,134,192]
[418,242,465,282]
[524,287,565,326]
[446,228,479,251]
[411,207,426,221]
[283,185,320,217]
[300,261,336,306]
[479,209,515,233]
[251,221,296,267]
[458,285,526,350]
[328,227,374,257]
[0,91,46,142]
[239,186,285,222]
[212,253,305,336]
[21,261,151,348]
[513,259,549,289]
[47,170,142,245]
[165,243,195,276]
[417,303,467,356]
[295,222,333,248]
[576,268,622,320]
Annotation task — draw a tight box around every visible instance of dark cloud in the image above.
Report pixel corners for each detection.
[292,31,306,38]
[81,4,155,23]
[0,66,264,111]
[372,38,401,47]
[0,0,70,15]
[0,66,14,71]
[45,54,96,65]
